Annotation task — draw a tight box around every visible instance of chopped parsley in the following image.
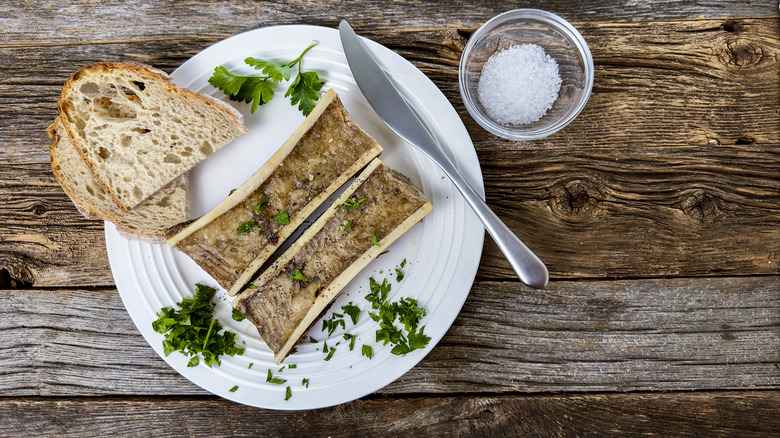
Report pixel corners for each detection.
[266,369,287,385]
[342,302,361,324]
[337,197,367,210]
[288,364,297,369]
[152,283,244,368]
[343,333,356,351]
[361,344,373,359]
[302,378,310,388]
[275,210,290,225]
[344,220,353,231]
[248,363,254,369]
[237,218,255,234]
[322,312,346,336]
[285,386,292,400]
[309,336,318,343]
[362,408,367,415]
[395,268,404,282]
[365,274,431,356]
[371,233,380,246]
[229,385,239,392]
[252,195,270,214]
[400,258,407,268]
[289,268,308,281]
[232,308,246,322]
[324,344,336,361]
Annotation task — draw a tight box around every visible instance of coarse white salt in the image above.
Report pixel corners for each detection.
[477,43,562,125]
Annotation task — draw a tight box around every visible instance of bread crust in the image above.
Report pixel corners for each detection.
[57,61,246,211]
[48,116,190,242]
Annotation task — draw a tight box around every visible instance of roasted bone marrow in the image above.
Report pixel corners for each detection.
[233,159,433,364]
[166,90,383,295]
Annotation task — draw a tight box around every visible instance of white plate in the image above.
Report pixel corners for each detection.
[106,24,484,410]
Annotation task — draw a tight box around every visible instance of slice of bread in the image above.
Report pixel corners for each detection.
[57,62,247,211]
[48,117,190,242]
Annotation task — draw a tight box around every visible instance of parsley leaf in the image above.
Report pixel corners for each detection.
[344,220,353,231]
[229,385,239,393]
[252,195,270,214]
[151,283,244,368]
[275,210,290,225]
[371,233,380,246]
[289,268,308,281]
[341,302,361,324]
[231,308,246,322]
[343,333,356,351]
[302,378,310,388]
[237,218,255,234]
[361,344,373,359]
[266,369,287,385]
[286,70,324,117]
[285,386,292,400]
[395,267,405,282]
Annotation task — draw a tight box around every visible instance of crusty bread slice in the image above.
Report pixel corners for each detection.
[233,159,432,364]
[57,62,247,211]
[167,89,383,296]
[48,117,190,242]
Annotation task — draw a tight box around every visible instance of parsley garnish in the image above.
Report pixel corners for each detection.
[395,268,404,282]
[237,218,255,234]
[340,197,367,210]
[229,385,238,392]
[232,308,246,322]
[324,345,336,361]
[371,233,380,246]
[266,369,287,385]
[152,283,244,368]
[344,220,353,231]
[289,268,308,281]
[288,364,297,369]
[322,313,346,336]
[364,274,431,356]
[361,344,373,359]
[343,333,356,351]
[252,195,270,214]
[309,336,318,343]
[342,302,361,324]
[285,386,292,400]
[209,43,324,115]
[400,258,407,268]
[248,284,259,289]
[302,378,310,388]
[275,210,290,225]
[248,363,254,369]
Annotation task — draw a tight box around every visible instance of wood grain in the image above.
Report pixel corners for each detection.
[0,392,777,437]
[3,18,779,162]
[1,277,776,396]
[2,144,776,287]
[3,0,778,48]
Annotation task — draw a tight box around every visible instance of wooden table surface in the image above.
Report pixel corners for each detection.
[2,1,779,436]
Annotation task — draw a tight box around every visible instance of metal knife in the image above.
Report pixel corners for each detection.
[339,21,549,289]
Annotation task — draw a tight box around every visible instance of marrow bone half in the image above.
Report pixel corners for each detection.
[234,158,433,364]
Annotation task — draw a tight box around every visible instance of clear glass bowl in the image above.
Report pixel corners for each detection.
[459,9,594,141]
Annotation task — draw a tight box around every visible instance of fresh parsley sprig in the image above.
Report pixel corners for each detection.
[209,42,325,115]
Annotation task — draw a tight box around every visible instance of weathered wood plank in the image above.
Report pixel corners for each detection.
[3,0,777,49]
[0,392,778,437]
[1,277,776,396]
[2,18,778,162]
[2,140,777,287]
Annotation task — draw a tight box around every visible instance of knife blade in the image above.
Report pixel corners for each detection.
[339,20,549,289]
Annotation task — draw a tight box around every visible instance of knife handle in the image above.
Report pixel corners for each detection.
[435,152,549,289]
